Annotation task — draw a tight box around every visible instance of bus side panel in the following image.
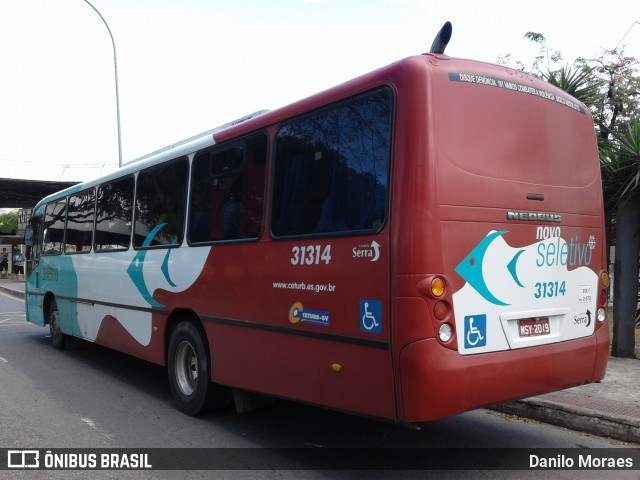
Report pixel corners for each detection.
[30,255,79,335]
[166,235,397,420]
[209,325,394,419]
[92,311,166,365]
[25,284,44,327]
[90,246,213,365]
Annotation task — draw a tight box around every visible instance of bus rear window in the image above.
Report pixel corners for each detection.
[271,88,392,238]
[437,74,599,187]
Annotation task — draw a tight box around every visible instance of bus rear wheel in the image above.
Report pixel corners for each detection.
[48,298,66,350]
[167,321,228,415]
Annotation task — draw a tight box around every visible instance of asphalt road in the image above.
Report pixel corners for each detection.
[0,292,637,480]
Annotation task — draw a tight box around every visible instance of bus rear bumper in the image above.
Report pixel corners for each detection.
[397,325,609,423]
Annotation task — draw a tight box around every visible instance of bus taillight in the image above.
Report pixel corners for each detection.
[431,277,446,297]
[434,301,450,321]
[438,323,453,342]
[597,271,610,323]
[417,276,456,345]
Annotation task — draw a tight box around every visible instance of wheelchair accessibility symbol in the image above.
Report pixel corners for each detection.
[360,300,382,334]
[464,314,487,349]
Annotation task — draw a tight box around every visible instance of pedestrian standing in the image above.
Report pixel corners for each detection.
[0,248,8,278]
[13,251,25,280]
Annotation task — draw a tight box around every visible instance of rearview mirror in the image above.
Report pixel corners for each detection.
[24,225,33,246]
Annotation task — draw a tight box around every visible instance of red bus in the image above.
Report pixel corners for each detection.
[25,27,609,423]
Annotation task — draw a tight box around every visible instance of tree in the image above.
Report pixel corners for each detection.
[606,121,640,356]
[0,210,18,235]
[586,52,640,358]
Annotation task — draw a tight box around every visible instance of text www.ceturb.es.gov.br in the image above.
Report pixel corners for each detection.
[273,281,336,293]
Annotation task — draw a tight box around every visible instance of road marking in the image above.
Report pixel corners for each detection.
[0,356,8,363]
[80,416,115,440]
[0,312,28,327]
[81,417,99,430]
[0,319,27,327]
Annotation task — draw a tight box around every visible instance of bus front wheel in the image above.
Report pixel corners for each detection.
[167,321,227,415]
[48,298,66,350]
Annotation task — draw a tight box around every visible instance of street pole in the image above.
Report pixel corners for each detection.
[82,0,123,168]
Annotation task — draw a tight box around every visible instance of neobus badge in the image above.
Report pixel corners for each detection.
[506,211,562,223]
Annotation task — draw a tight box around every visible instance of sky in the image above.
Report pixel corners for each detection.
[0,0,638,183]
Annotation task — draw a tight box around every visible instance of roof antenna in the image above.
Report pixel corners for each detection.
[429,21,452,54]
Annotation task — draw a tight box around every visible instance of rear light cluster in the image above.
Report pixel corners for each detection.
[597,271,609,324]
[419,276,455,346]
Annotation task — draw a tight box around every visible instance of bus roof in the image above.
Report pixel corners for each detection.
[33,52,591,211]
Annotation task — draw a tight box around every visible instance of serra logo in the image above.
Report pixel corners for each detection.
[352,241,381,262]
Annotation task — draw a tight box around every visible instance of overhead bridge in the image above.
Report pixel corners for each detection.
[0,178,79,247]
[0,178,78,209]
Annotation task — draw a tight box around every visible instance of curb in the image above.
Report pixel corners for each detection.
[0,284,24,299]
[491,399,640,444]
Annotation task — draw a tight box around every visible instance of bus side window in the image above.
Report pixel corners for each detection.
[134,158,188,248]
[208,151,242,241]
[66,188,95,254]
[95,176,134,252]
[238,137,267,238]
[42,199,67,255]
[189,133,267,243]
[271,88,392,237]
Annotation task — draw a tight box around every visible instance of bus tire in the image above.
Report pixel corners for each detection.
[48,298,66,350]
[167,321,222,415]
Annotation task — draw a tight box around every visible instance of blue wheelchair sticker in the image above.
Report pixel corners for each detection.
[464,314,487,349]
[360,300,382,334]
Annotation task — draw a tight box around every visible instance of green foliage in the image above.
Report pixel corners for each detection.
[543,65,602,107]
[607,120,640,198]
[589,50,640,146]
[0,210,17,235]
[523,31,564,74]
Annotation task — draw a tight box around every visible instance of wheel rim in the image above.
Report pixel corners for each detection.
[175,340,198,396]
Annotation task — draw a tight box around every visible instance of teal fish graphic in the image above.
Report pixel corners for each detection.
[127,224,176,307]
[455,231,525,306]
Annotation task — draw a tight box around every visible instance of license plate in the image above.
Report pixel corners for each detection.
[518,318,550,337]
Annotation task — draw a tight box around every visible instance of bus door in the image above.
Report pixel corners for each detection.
[26,200,79,340]
[24,213,45,326]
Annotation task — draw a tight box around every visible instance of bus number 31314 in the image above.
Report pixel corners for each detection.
[290,245,332,266]
[534,281,566,299]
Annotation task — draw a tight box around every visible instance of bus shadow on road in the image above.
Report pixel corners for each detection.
[28,328,172,403]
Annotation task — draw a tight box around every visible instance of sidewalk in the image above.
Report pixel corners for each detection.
[0,276,24,299]
[492,356,639,444]
[1,277,638,444]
